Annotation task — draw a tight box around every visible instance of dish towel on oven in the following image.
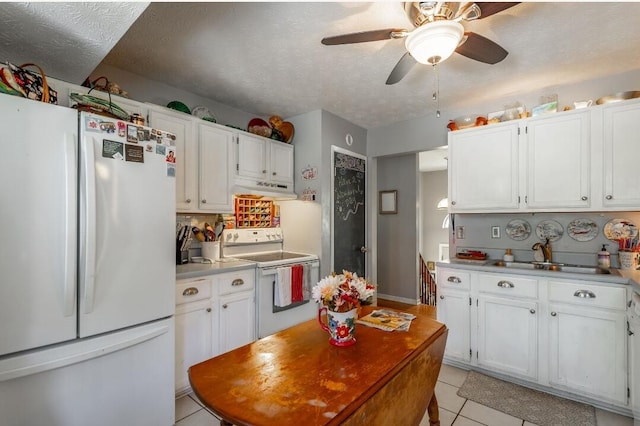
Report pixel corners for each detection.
[291,264,304,303]
[275,267,292,307]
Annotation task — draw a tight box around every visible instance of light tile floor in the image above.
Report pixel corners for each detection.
[175,364,635,426]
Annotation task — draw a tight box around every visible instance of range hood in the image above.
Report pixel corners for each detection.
[233,185,297,201]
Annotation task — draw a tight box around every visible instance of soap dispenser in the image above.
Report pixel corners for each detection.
[597,244,611,268]
[503,248,514,262]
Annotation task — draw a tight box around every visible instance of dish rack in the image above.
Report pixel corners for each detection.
[234,197,273,228]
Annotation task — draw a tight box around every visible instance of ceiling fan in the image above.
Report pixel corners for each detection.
[321,2,519,84]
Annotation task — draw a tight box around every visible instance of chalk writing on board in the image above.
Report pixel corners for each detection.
[334,153,365,222]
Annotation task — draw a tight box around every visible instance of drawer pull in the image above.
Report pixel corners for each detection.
[530,309,536,314]
[497,280,514,288]
[232,278,245,286]
[551,312,557,316]
[206,308,211,313]
[574,290,596,299]
[182,287,199,296]
[447,276,461,284]
[440,295,445,300]
[223,304,228,309]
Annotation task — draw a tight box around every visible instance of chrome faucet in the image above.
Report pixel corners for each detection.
[532,238,553,263]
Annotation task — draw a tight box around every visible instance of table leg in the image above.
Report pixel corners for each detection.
[427,393,440,426]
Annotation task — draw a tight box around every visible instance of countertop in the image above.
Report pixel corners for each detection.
[436,259,640,292]
[176,259,256,280]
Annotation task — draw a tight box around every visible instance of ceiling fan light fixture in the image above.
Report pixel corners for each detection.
[405,20,464,65]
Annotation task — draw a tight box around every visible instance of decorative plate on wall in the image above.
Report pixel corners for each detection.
[567,219,599,242]
[536,220,564,242]
[506,219,532,241]
[603,218,638,240]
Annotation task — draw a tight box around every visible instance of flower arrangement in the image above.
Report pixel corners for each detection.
[312,270,376,313]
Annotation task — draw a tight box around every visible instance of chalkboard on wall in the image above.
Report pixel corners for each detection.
[332,149,366,276]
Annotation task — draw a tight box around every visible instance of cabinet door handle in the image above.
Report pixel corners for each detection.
[182,287,199,296]
[581,196,588,201]
[551,311,557,316]
[262,169,267,174]
[497,280,514,288]
[206,308,211,312]
[530,309,536,314]
[232,279,244,286]
[447,276,461,283]
[201,199,207,204]
[272,172,276,176]
[440,295,445,300]
[186,198,192,203]
[451,201,456,206]
[574,290,596,299]
[223,304,228,309]
[606,195,613,200]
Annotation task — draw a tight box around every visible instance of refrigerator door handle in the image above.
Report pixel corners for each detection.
[63,133,77,317]
[82,135,97,314]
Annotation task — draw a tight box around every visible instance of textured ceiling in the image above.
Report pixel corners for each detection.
[2,2,640,130]
[0,2,148,84]
[100,2,640,129]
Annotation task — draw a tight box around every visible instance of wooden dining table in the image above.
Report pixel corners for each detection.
[189,304,448,426]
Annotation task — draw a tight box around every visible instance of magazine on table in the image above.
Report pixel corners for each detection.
[356,309,416,332]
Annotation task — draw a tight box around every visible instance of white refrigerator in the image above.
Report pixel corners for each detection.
[0,95,176,425]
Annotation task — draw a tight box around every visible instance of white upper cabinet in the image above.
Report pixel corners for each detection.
[449,122,520,211]
[602,99,640,208]
[269,140,295,185]
[236,133,294,191]
[237,133,268,180]
[525,110,590,209]
[147,105,197,212]
[148,105,235,213]
[198,123,235,213]
[448,100,640,212]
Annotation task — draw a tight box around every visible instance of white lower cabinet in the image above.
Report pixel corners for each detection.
[438,288,471,362]
[477,295,538,380]
[437,268,471,362]
[547,279,628,405]
[175,268,256,395]
[216,268,256,353]
[174,277,214,394]
[437,265,631,411]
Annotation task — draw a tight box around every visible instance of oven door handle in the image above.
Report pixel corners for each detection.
[259,261,319,276]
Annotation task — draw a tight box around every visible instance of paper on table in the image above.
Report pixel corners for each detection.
[356,309,416,332]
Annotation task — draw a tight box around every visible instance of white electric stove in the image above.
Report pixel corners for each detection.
[221,228,320,338]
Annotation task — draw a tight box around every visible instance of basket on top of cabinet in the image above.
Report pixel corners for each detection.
[234,197,273,228]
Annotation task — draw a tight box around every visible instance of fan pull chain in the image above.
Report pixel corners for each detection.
[432,63,440,118]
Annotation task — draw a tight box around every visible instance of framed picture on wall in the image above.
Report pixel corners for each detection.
[379,190,397,214]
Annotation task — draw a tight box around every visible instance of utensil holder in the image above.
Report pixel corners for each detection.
[201,241,220,261]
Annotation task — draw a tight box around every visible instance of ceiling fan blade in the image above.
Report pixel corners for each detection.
[386,52,418,85]
[476,2,520,19]
[321,28,405,45]
[455,32,508,64]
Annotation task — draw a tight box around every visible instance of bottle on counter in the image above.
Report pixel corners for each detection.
[597,244,611,268]
[503,248,515,262]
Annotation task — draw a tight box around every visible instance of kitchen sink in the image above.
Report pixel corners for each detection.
[492,260,610,275]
